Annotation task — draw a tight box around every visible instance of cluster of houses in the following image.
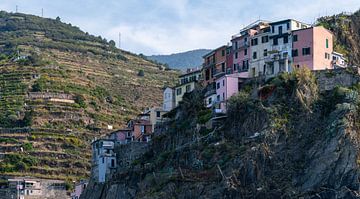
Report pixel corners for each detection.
[0,177,68,199]
[164,19,348,113]
[88,18,349,189]
[90,107,167,184]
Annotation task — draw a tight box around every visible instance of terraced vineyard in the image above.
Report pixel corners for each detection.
[0,11,179,182]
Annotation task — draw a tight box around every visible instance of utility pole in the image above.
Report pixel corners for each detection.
[16,5,18,13]
[41,8,44,17]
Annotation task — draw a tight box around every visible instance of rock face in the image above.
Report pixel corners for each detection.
[82,69,360,199]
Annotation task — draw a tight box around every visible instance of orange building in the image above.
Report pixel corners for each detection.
[202,45,227,87]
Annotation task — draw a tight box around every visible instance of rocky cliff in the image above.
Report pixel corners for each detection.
[81,68,360,199]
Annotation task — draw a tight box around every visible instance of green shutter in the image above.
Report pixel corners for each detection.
[326,39,328,48]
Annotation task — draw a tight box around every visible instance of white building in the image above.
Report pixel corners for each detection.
[163,87,175,111]
[332,52,347,68]
[265,19,310,77]
[92,139,117,183]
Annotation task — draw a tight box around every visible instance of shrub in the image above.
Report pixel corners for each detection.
[74,95,87,108]
[137,70,145,77]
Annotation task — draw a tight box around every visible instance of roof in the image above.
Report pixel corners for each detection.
[270,18,309,26]
[202,45,227,58]
[178,69,202,78]
[292,26,333,35]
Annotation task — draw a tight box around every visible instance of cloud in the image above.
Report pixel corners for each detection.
[0,0,359,54]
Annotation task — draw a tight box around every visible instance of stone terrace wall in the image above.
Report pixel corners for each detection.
[315,67,360,91]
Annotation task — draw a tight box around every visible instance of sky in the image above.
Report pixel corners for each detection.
[0,0,359,55]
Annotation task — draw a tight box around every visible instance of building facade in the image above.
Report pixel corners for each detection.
[292,26,333,70]
[215,73,241,113]
[202,46,227,86]
[175,69,201,106]
[163,87,175,111]
[91,139,117,183]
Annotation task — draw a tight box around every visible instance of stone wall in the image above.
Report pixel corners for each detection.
[315,67,359,91]
[114,142,149,170]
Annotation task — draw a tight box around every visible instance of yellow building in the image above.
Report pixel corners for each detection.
[174,69,202,106]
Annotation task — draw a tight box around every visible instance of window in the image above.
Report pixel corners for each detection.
[234,42,238,49]
[242,61,246,70]
[102,157,104,164]
[283,36,288,44]
[287,22,290,30]
[273,38,278,45]
[261,36,269,43]
[233,64,236,71]
[217,95,220,101]
[293,35,298,42]
[251,38,258,46]
[292,49,298,57]
[222,80,225,86]
[222,50,225,56]
[302,47,311,55]
[111,159,115,167]
[208,97,212,105]
[186,85,191,92]
[222,93,225,100]
[176,88,182,95]
[253,52,257,59]
[244,49,248,56]
[278,26,282,34]
[140,125,145,133]
[205,69,210,80]
[221,63,225,72]
[216,82,220,89]
[272,26,274,33]
[156,111,161,117]
[296,22,300,28]
[235,52,238,59]
[263,49,268,57]
[326,39,329,48]
[325,53,330,59]
[244,37,248,42]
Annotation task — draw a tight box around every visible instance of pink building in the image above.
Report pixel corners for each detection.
[215,73,241,113]
[231,34,250,78]
[108,129,132,144]
[71,180,88,199]
[292,26,333,70]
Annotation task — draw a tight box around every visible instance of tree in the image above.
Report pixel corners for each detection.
[56,16,61,21]
[109,40,116,47]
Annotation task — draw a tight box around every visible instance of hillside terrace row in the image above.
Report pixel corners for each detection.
[89,18,350,185]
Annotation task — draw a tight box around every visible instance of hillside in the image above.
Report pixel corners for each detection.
[317,9,360,66]
[0,11,179,182]
[81,68,360,199]
[147,49,211,71]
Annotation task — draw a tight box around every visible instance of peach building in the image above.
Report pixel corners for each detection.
[292,26,333,70]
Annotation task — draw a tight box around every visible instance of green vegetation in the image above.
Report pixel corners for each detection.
[0,10,179,180]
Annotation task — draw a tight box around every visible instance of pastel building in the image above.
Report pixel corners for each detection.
[143,107,167,131]
[215,73,241,113]
[71,180,88,199]
[202,46,227,86]
[332,52,347,68]
[128,117,153,142]
[265,19,311,77]
[292,26,333,70]
[91,139,117,183]
[248,21,272,77]
[163,87,175,111]
[175,69,201,106]
[108,129,132,144]
[231,25,253,78]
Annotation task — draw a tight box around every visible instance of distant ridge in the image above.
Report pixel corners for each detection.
[147,49,211,71]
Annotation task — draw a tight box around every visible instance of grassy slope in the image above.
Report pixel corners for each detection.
[0,11,179,181]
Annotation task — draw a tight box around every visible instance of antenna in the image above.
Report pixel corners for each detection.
[118,32,121,49]
[16,5,18,13]
[41,8,43,17]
